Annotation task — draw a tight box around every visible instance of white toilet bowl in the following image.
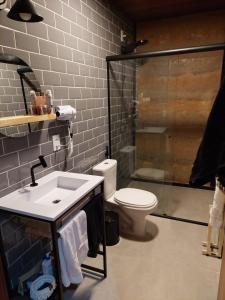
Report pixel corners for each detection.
[107,188,158,237]
[92,159,158,238]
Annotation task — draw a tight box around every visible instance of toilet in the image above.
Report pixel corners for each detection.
[93,159,158,237]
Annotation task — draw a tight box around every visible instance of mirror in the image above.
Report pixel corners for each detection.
[0,53,41,137]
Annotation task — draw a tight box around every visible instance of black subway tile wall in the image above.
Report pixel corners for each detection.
[0,0,135,286]
[0,0,133,288]
[0,0,134,197]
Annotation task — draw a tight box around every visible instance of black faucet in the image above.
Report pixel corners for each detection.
[30,155,47,187]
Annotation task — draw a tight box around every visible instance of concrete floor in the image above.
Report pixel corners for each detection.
[128,181,214,223]
[64,216,221,300]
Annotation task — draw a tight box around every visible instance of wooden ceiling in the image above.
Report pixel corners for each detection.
[108,0,225,21]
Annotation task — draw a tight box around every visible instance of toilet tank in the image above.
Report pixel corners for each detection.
[93,159,117,200]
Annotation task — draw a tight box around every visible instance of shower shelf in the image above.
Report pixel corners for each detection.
[136,126,167,134]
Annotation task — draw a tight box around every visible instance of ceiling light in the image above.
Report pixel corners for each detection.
[7,0,43,23]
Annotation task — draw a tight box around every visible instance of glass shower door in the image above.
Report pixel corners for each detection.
[108,60,136,188]
[108,49,223,223]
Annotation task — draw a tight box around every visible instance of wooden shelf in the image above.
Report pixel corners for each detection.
[0,114,56,128]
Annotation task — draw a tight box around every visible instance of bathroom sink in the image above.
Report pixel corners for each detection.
[29,176,88,206]
[0,171,103,221]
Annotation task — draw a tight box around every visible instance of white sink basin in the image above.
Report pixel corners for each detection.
[0,171,104,221]
[29,176,88,205]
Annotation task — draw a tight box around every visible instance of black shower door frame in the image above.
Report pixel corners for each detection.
[106,43,225,225]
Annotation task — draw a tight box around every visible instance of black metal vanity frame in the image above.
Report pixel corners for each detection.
[0,181,107,300]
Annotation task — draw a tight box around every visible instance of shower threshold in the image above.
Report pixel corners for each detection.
[151,213,208,226]
[128,179,213,226]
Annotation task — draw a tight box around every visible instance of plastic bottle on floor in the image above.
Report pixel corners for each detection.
[42,253,53,275]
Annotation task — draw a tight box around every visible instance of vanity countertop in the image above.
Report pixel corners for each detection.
[0,171,104,221]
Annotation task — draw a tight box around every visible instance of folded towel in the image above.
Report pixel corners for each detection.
[209,183,225,228]
[72,211,88,264]
[58,211,88,287]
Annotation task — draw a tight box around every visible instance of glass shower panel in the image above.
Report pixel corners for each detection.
[109,49,223,223]
[109,60,136,188]
[135,56,169,183]
[135,52,223,186]
[134,56,170,217]
[166,51,222,185]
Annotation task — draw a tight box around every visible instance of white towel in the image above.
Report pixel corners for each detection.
[58,211,88,287]
[209,184,225,228]
[72,211,88,264]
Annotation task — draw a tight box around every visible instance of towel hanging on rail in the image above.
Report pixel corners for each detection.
[190,77,225,187]
[58,210,88,287]
[209,180,225,228]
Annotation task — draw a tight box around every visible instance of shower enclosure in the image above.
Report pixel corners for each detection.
[106,43,225,225]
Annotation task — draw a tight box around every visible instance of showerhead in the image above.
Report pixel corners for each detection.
[121,39,148,55]
[135,39,148,47]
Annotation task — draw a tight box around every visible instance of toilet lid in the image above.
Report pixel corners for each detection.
[114,188,157,208]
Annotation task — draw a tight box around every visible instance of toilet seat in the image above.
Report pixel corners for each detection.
[114,188,157,209]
